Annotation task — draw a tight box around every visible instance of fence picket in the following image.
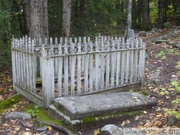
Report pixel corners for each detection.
[58,43,63,97]
[105,41,110,88]
[95,37,99,91]
[121,38,125,85]
[70,42,76,95]
[125,40,130,84]
[89,42,94,92]
[64,38,69,96]
[111,38,115,88]
[116,38,121,87]
[77,39,82,94]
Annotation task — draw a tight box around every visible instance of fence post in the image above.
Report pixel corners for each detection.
[41,47,54,107]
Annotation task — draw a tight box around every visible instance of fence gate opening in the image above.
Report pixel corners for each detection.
[11,35,146,107]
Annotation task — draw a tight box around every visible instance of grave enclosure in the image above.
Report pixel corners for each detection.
[11,34,146,107]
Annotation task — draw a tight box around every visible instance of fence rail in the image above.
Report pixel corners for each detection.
[11,35,146,107]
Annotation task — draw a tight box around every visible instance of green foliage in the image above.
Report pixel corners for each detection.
[27,105,40,118]
[149,0,158,25]
[0,94,24,114]
[168,77,180,120]
[168,110,180,120]
[0,0,23,70]
[156,51,166,59]
[163,22,171,29]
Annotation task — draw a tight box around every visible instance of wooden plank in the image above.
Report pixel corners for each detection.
[77,40,82,94]
[64,40,69,96]
[110,38,115,88]
[100,39,105,89]
[41,47,55,107]
[125,40,130,84]
[95,37,99,91]
[134,38,139,83]
[14,85,45,107]
[11,38,16,87]
[130,40,134,84]
[70,43,76,95]
[121,38,125,85]
[115,52,120,87]
[105,43,110,88]
[89,42,94,92]
[84,39,89,93]
[31,40,36,93]
[58,45,63,97]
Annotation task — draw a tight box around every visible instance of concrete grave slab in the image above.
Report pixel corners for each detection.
[49,92,156,128]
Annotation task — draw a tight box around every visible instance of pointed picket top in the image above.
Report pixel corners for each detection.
[95,36,99,51]
[83,37,88,52]
[101,36,105,51]
[69,37,73,44]
[59,37,62,45]
[78,38,81,53]
[111,37,115,50]
[50,37,53,46]
[54,37,58,46]
[44,37,48,46]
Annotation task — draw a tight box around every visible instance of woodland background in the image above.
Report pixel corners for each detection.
[0,0,180,70]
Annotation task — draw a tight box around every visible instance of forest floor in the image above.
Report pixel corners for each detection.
[0,27,180,135]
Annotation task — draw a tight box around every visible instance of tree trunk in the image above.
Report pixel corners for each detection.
[137,0,142,28]
[23,0,30,34]
[132,0,137,28]
[175,0,180,24]
[29,0,48,40]
[158,0,164,28]
[142,0,150,30]
[125,0,132,39]
[62,0,72,37]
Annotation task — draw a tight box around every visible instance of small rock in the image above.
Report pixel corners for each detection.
[167,116,178,126]
[151,28,158,33]
[138,31,147,37]
[21,121,34,128]
[149,72,160,84]
[99,124,124,135]
[5,112,31,120]
[36,126,48,132]
[173,43,180,49]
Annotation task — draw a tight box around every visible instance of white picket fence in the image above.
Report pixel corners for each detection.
[11,35,146,107]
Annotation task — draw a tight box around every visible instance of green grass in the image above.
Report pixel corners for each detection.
[0,94,24,114]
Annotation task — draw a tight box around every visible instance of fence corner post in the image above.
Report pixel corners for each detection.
[41,48,54,108]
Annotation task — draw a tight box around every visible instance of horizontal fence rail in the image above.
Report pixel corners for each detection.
[11,35,146,107]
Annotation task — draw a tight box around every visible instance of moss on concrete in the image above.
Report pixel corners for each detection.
[80,110,142,124]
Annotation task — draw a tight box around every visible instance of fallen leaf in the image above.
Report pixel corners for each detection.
[94,129,100,135]
[48,126,52,131]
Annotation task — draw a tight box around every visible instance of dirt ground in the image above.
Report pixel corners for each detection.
[0,27,180,135]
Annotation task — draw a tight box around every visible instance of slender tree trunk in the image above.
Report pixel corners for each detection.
[29,0,48,40]
[125,0,132,39]
[158,0,164,28]
[23,0,30,34]
[142,0,150,30]
[175,0,180,24]
[132,0,137,28]
[62,0,72,37]
[137,0,142,28]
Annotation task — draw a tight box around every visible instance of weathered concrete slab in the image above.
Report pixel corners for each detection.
[49,92,156,123]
